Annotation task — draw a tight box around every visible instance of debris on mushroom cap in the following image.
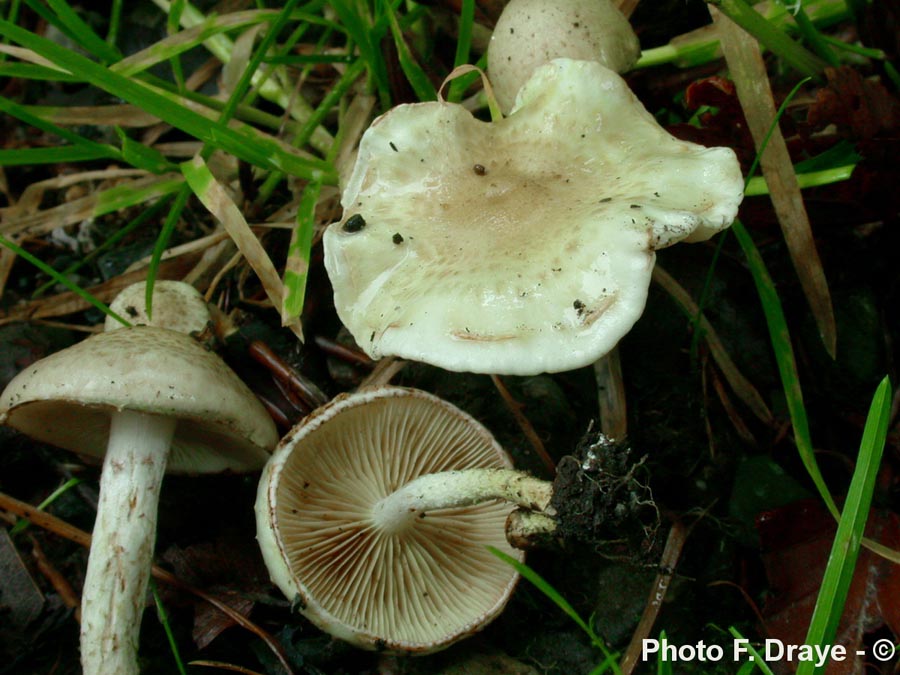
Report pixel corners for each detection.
[488,0,640,114]
[0,325,277,473]
[324,59,744,376]
[255,386,523,653]
[104,280,211,335]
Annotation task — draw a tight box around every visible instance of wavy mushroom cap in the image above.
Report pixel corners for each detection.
[255,386,523,653]
[0,326,277,474]
[324,59,744,375]
[104,280,211,335]
[488,0,641,113]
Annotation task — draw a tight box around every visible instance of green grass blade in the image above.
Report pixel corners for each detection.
[729,626,776,674]
[106,0,122,45]
[9,478,81,537]
[654,631,672,675]
[94,176,185,217]
[0,19,337,183]
[145,184,192,319]
[489,546,593,636]
[115,128,176,174]
[282,180,321,321]
[0,95,120,161]
[112,11,278,78]
[489,546,621,673]
[385,2,436,102]
[150,580,188,675]
[256,57,366,204]
[329,0,390,108]
[22,0,120,63]
[708,0,827,77]
[447,0,475,102]
[213,0,302,130]
[0,62,80,81]
[0,234,131,326]
[798,376,892,675]
[147,0,333,153]
[784,2,840,66]
[45,0,121,62]
[744,165,856,196]
[732,219,837,517]
[167,0,188,93]
[0,146,120,166]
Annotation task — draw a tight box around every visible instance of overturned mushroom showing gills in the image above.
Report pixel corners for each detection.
[0,326,278,675]
[488,0,641,114]
[255,386,533,653]
[325,58,744,376]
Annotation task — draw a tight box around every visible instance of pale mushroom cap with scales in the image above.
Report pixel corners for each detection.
[255,386,524,653]
[104,280,211,335]
[0,326,277,474]
[324,59,744,376]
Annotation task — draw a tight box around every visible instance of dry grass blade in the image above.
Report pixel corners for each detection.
[620,520,687,674]
[710,7,837,358]
[491,374,556,474]
[0,491,295,675]
[0,173,183,237]
[0,44,67,70]
[25,105,162,128]
[594,348,628,441]
[181,155,302,340]
[653,265,774,426]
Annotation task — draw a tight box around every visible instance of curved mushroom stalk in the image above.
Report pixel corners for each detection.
[372,431,660,555]
[372,468,553,535]
[80,410,176,675]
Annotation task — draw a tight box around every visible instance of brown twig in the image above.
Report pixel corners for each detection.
[619,520,687,675]
[313,334,375,368]
[189,661,266,674]
[0,491,294,675]
[248,339,328,409]
[29,534,81,620]
[491,374,556,474]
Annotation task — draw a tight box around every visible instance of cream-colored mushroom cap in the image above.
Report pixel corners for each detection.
[0,326,277,473]
[488,0,640,114]
[324,58,744,376]
[104,280,211,335]
[255,386,523,653]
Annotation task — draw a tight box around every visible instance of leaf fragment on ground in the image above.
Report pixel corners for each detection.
[758,499,900,674]
[808,66,900,139]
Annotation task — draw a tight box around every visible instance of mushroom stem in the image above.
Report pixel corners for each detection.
[79,409,176,675]
[506,509,559,549]
[371,468,553,535]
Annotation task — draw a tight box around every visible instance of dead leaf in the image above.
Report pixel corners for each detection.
[808,66,900,140]
[757,499,900,674]
[192,589,255,649]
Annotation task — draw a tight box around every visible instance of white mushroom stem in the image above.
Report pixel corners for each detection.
[371,468,554,536]
[79,409,177,675]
